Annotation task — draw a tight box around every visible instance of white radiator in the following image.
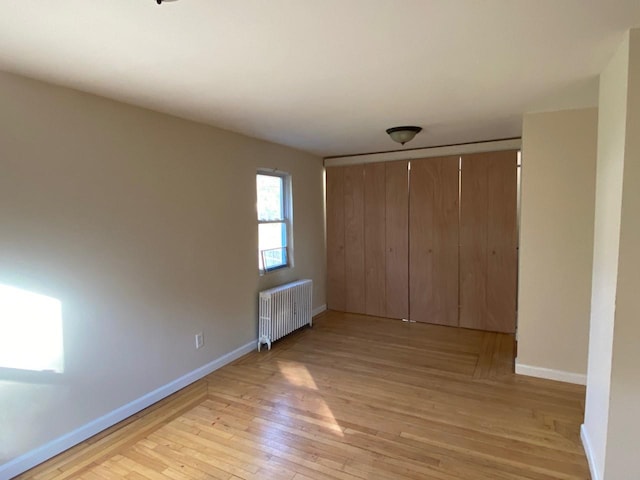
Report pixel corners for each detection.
[258,279,313,351]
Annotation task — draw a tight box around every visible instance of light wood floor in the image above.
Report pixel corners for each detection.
[17,311,590,480]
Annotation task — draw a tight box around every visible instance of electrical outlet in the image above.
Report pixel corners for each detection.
[195,332,204,349]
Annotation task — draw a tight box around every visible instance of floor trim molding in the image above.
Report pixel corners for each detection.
[0,339,256,479]
[581,424,600,480]
[515,361,587,385]
[312,304,327,317]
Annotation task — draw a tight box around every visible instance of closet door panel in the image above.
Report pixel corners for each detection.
[460,151,517,333]
[364,163,386,317]
[344,165,366,314]
[487,152,518,332]
[385,161,409,319]
[459,157,488,330]
[326,167,346,311]
[409,156,459,326]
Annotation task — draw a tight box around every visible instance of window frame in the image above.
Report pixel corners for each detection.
[257,169,293,274]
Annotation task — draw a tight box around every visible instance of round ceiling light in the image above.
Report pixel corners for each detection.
[386,126,423,145]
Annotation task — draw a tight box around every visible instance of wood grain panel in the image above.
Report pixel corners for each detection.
[409,156,459,326]
[325,167,346,311]
[344,164,366,314]
[364,163,386,317]
[460,155,488,330]
[487,151,518,332]
[460,150,517,333]
[385,161,409,319]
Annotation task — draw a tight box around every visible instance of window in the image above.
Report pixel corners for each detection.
[257,171,292,273]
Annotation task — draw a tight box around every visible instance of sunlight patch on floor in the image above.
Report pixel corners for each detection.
[278,360,318,390]
[278,360,344,437]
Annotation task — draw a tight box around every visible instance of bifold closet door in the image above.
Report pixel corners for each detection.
[460,150,517,333]
[363,161,410,319]
[326,167,346,311]
[409,156,459,326]
[344,165,366,314]
[385,161,409,319]
[364,163,386,317]
[326,164,367,315]
[327,162,408,318]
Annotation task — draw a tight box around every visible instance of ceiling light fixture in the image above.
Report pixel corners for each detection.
[386,126,423,145]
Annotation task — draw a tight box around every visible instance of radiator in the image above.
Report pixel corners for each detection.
[258,279,313,351]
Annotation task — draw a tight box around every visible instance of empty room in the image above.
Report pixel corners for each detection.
[1,1,639,479]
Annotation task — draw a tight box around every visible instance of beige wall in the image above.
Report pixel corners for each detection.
[583,34,629,479]
[517,108,597,381]
[606,27,640,478]
[0,71,326,468]
[584,28,640,480]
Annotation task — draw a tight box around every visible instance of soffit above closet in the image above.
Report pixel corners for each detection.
[0,1,638,157]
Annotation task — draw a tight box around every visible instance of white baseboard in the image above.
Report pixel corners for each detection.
[581,424,600,480]
[515,361,587,385]
[0,340,255,480]
[312,304,327,317]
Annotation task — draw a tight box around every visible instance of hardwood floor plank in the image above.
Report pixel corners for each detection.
[16,312,589,480]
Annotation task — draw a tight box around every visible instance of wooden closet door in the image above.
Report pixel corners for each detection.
[460,150,517,333]
[364,163,386,317]
[344,165,366,314]
[409,156,459,326]
[385,161,409,319]
[326,167,346,311]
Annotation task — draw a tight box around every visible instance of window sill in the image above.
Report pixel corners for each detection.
[259,264,291,276]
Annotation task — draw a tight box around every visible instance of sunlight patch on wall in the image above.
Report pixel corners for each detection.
[0,284,64,373]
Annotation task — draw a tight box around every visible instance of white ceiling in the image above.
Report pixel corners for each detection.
[1,1,639,157]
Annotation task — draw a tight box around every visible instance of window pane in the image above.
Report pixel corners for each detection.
[258,222,287,270]
[262,248,288,271]
[257,174,284,221]
[259,222,286,250]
